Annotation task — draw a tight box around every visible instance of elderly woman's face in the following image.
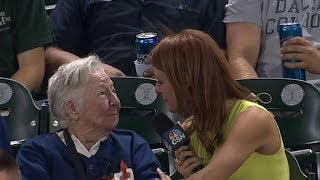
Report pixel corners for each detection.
[78,70,120,131]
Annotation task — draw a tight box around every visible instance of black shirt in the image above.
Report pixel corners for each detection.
[50,0,227,75]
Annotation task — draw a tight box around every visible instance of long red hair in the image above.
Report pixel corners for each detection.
[151,29,251,154]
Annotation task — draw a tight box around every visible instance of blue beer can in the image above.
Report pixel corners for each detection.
[278,22,306,80]
[135,32,158,63]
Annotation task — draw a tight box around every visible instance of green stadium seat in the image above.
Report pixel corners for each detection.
[285,149,314,180]
[0,78,50,155]
[0,78,40,141]
[237,78,320,149]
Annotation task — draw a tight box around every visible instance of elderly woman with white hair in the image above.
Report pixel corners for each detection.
[16,56,162,180]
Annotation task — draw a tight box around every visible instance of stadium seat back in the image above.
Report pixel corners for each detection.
[238,78,320,149]
[0,78,40,141]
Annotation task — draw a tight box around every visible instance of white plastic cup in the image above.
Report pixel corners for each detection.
[134,60,152,77]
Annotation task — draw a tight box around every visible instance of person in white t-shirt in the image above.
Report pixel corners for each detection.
[224,0,320,81]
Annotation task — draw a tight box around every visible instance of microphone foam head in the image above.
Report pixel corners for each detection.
[152,113,174,134]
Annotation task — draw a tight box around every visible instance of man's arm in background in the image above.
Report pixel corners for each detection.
[12,47,45,92]
[226,22,260,79]
[45,46,125,77]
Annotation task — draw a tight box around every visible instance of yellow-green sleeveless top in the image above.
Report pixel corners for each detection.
[190,100,289,180]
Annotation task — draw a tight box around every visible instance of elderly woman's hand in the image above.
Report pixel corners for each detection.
[281,37,320,74]
[157,168,171,180]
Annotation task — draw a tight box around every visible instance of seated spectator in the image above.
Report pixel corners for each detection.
[224,0,320,80]
[151,29,289,179]
[0,0,53,93]
[0,115,11,154]
[45,0,227,76]
[0,150,21,180]
[17,56,161,179]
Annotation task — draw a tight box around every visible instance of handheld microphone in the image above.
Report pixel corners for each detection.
[152,113,204,172]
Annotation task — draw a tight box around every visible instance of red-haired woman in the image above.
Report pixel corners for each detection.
[152,29,289,180]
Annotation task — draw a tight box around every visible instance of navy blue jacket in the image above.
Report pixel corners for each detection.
[17,129,160,180]
[0,115,11,154]
[49,0,227,75]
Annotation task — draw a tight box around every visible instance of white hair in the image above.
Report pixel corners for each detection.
[48,55,104,128]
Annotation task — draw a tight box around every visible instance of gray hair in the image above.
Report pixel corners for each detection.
[48,55,104,128]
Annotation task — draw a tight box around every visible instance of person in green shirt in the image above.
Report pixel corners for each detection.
[151,29,289,180]
[0,0,53,92]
